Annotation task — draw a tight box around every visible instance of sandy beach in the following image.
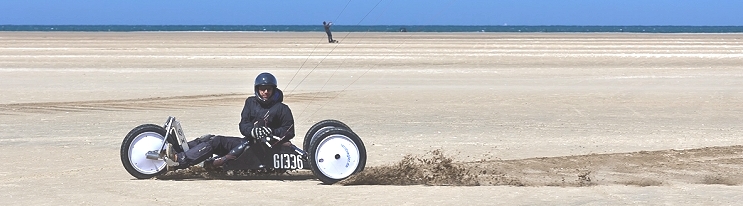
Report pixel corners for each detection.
[1,32,742,204]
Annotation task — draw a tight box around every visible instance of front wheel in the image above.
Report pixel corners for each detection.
[308,128,366,184]
[120,124,168,179]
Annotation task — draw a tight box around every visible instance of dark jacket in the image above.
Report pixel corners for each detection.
[239,88,295,141]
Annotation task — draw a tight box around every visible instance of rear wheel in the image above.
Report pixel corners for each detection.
[308,128,366,184]
[120,124,168,179]
[303,119,352,152]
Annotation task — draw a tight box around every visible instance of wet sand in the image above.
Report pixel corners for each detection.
[1,32,742,204]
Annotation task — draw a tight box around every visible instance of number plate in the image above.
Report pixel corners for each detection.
[273,153,303,169]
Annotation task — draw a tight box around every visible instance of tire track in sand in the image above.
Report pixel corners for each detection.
[0,92,337,115]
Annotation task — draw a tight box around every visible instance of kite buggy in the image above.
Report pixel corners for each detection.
[120,116,366,184]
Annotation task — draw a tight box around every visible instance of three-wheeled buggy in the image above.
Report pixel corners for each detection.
[120,117,366,184]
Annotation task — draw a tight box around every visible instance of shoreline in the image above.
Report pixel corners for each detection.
[2,25,743,33]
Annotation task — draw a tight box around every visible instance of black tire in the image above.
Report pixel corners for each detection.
[308,128,366,184]
[303,119,352,152]
[120,124,168,179]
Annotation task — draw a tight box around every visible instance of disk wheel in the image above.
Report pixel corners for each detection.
[120,124,168,179]
[303,119,352,153]
[308,128,366,184]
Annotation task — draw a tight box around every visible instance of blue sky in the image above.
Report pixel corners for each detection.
[2,0,741,26]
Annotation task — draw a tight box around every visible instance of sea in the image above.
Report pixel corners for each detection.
[1,25,742,33]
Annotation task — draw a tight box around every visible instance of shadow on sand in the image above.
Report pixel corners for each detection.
[156,168,317,182]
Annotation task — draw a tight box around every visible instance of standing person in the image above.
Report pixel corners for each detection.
[323,21,336,43]
[169,72,295,169]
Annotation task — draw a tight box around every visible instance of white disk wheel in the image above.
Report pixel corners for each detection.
[308,128,366,184]
[120,124,168,179]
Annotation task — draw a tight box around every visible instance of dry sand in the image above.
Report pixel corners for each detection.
[1,32,742,204]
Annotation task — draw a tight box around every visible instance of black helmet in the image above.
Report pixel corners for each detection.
[254,72,277,87]
[254,72,278,102]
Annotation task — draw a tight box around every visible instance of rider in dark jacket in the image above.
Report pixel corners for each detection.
[239,73,295,142]
[171,72,295,169]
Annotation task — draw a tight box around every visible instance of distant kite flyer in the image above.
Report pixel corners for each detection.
[323,21,338,43]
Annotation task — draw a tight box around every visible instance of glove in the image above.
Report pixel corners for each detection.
[250,126,273,141]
